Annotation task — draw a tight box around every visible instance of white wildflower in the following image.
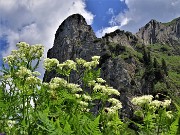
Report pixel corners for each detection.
[74,94,81,98]
[26,76,41,85]
[42,82,49,87]
[93,83,120,96]
[44,58,59,71]
[3,55,16,65]
[64,60,77,70]
[7,120,16,128]
[108,98,121,105]
[51,77,67,87]
[76,58,86,65]
[96,78,106,83]
[79,101,89,107]
[16,42,29,49]
[106,87,120,96]
[3,75,11,80]
[83,62,92,70]
[49,82,59,90]
[88,80,96,86]
[32,71,41,76]
[131,95,153,106]
[34,44,44,58]
[104,107,116,115]
[67,83,83,93]
[82,94,92,101]
[111,103,122,110]
[91,60,99,67]
[57,63,66,70]
[92,56,100,61]
[115,102,122,109]
[93,83,106,92]
[166,111,173,119]
[150,100,162,108]
[161,99,171,108]
[16,67,32,78]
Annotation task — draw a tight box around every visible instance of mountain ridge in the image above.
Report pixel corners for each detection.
[43,14,180,117]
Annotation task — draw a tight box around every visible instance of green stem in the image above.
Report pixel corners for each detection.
[157,111,162,135]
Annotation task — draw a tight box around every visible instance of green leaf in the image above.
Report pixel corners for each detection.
[86,115,102,135]
[63,121,73,134]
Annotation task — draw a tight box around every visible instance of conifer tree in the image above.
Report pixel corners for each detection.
[161,58,168,76]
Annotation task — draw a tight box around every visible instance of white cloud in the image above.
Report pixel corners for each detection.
[96,26,120,38]
[112,0,180,33]
[0,0,94,78]
[107,8,114,15]
[97,0,180,37]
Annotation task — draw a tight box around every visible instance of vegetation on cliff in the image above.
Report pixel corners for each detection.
[0,42,179,135]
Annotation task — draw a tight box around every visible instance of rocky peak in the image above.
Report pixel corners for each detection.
[43,14,138,117]
[136,17,180,51]
[44,14,104,82]
[47,14,98,63]
[103,29,138,47]
[55,14,96,42]
[136,19,163,44]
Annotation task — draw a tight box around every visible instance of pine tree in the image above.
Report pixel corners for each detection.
[143,47,149,65]
[161,58,168,76]
[153,58,159,68]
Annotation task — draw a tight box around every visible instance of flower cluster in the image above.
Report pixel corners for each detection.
[93,83,120,96]
[131,95,153,106]
[66,83,83,93]
[44,58,59,71]
[63,60,77,71]
[56,60,77,76]
[82,56,100,70]
[16,67,32,78]
[48,77,83,94]
[132,95,171,108]
[3,42,44,67]
[83,61,98,70]
[92,56,100,61]
[82,94,92,101]
[3,55,17,66]
[96,78,106,83]
[104,98,122,115]
[26,76,41,85]
[75,58,86,65]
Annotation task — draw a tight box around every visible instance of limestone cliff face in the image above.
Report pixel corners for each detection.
[44,14,104,82]
[136,17,180,52]
[43,14,138,117]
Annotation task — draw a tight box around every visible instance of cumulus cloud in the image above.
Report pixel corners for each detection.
[96,26,120,38]
[0,0,94,78]
[116,0,180,32]
[97,0,180,37]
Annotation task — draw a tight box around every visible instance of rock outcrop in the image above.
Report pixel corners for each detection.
[136,17,180,53]
[44,14,105,82]
[43,14,180,118]
[43,14,139,117]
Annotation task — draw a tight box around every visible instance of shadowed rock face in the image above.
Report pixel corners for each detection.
[44,14,105,82]
[43,14,180,117]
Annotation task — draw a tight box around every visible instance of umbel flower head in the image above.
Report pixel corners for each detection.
[132,95,171,108]
[16,67,32,78]
[44,58,59,71]
[131,95,153,106]
[3,42,44,67]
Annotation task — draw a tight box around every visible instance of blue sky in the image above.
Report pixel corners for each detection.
[85,0,128,32]
[0,0,180,77]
